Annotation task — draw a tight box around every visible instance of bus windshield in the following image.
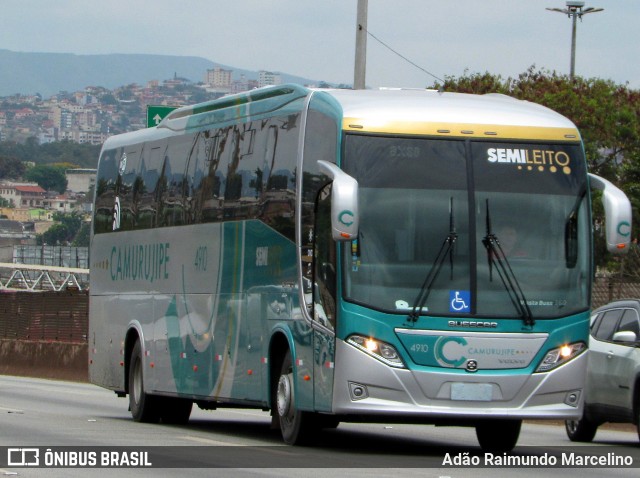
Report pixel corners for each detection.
[341,134,591,319]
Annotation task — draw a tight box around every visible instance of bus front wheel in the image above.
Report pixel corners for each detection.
[275,351,317,445]
[476,419,521,452]
[128,340,161,423]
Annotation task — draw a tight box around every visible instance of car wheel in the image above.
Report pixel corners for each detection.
[565,416,597,442]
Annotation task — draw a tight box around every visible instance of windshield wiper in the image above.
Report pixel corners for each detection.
[408,198,457,323]
[481,199,535,327]
[565,186,587,268]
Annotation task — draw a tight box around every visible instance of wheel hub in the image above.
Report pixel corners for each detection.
[276,374,292,417]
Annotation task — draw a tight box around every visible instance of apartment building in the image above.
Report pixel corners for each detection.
[0,182,47,208]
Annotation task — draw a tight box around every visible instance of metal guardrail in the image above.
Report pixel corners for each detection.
[0,262,89,292]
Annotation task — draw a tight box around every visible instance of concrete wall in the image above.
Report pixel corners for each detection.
[0,339,88,382]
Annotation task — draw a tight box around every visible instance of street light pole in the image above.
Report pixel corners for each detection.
[547,1,603,81]
[354,0,368,90]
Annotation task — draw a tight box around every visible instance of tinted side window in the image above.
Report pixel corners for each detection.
[94,148,119,234]
[617,309,640,337]
[594,308,623,341]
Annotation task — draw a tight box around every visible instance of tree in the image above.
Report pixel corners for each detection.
[72,221,91,247]
[37,212,84,245]
[430,68,640,270]
[0,155,25,179]
[0,140,100,168]
[25,164,68,193]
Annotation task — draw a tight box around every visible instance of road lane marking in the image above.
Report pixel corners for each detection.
[179,435,245,446]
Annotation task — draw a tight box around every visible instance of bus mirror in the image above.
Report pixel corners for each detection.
[317,160,359,241]
[588,173,632,254]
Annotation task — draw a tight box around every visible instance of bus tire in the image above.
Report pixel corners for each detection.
[565,416,597,442]
[275,351,317,445]
[476,419,521,452]
[128,340,161,423]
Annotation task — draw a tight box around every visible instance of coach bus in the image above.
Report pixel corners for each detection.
[89,84,631,452]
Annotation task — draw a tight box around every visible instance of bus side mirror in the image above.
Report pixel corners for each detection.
[317,160,359,241]
[589,173,632,254]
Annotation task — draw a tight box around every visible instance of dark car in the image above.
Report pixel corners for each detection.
[565,299,640,443]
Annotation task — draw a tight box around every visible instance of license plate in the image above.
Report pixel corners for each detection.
[451,382,493,401]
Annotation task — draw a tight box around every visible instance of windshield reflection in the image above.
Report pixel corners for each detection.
[341,134,590,319]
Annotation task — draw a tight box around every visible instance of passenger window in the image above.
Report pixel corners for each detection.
[594,309,623,341]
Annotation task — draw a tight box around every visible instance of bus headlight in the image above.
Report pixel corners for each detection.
[347,334,405,368]
[535,341,586,373]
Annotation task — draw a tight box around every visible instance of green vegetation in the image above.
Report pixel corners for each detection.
[25,164,68,193]
[36,212,87,246]
[0,139,100,170]
[430,67,640,271]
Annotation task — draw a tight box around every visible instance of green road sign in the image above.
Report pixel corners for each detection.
[146,105,178,128]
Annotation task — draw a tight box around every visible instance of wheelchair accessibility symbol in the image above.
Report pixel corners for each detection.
[449,290,471,313]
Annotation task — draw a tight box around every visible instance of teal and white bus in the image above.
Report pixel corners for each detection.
[89,84,631,452]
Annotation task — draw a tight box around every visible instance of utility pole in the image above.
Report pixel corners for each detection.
[546,1,603,81]
[354,0,368,90]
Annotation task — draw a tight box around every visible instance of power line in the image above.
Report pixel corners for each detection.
[364,28,445,85]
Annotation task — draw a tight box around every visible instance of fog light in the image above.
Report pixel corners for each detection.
[564,390,581,407]
[349,382,369,401]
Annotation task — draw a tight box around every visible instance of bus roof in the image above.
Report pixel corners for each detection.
[101,84,580,151]
[322,88,580,141]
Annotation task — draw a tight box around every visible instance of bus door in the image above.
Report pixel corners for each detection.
[311,184,337,412]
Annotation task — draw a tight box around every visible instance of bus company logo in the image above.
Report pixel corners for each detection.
[112,196,121,231]
[617,221,631,237]
[434,336,529,369]
[434,336,468,367]
[486,147,572,175]
[338,209,354,227]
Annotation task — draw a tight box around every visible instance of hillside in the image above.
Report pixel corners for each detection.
[0,49,316,97]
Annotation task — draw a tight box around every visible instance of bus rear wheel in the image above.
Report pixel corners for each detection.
[476,419,521,452]
[128,340,161,423]
[275,351,317,445]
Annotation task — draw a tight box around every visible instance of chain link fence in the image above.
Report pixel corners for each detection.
[12,245,89,269]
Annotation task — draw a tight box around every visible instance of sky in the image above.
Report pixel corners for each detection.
[2,0,639,89]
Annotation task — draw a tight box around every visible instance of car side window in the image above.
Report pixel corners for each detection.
[616,309,640,338]
[593,308,623,341]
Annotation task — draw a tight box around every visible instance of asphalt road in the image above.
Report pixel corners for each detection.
[0,375,638,478]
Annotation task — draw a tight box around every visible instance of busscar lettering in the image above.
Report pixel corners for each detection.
[110,242,170,283]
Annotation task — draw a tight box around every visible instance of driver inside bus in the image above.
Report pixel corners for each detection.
[497,225,527,258]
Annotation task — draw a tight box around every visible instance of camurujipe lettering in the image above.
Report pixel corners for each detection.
[110,243,170,283]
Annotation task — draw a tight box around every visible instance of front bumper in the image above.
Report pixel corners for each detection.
[332,339,585,421]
